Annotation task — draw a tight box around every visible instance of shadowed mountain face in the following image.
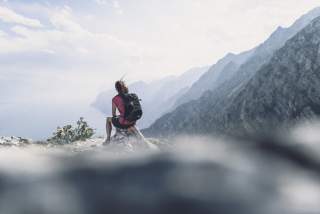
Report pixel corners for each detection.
[92,66,208,128]
[144,14,320,138]
[173,50,254,108]
[173,7,320,108]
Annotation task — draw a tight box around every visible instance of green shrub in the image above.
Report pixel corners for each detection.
[47,117,95,144]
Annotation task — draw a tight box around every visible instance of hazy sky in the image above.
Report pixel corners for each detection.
[1,0,320,100]
[0,0,320,138]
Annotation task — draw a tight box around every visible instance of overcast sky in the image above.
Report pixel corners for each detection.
[0,0,320,138]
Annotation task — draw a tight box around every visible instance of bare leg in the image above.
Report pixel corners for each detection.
[106,117,112,143]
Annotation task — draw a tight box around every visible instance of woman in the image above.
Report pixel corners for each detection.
[105,80,138,143]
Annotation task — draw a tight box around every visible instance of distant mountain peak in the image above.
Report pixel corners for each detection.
[275,26,285,32]
[225,52,236,58]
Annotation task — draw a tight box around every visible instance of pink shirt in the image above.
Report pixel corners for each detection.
[112,95,133,125]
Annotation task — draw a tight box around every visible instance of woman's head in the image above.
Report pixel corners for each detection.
[115,80,128,94]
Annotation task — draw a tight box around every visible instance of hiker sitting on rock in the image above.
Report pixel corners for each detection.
[105,80,143,144]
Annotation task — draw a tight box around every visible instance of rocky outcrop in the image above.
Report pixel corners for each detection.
[0,136,31,146]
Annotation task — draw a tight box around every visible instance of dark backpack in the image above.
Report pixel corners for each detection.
[119,93,143,122]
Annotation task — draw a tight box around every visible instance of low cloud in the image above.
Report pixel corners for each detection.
[95,0,108,5]
[0,6,43,27]
[0,6,137,59]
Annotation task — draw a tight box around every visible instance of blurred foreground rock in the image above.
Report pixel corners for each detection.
[0,129,319,214]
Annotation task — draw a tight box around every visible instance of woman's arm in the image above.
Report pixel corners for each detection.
[112,102,117,117]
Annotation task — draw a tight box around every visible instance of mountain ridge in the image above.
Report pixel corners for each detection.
[144,11,320,137]
[173,7,320,109]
